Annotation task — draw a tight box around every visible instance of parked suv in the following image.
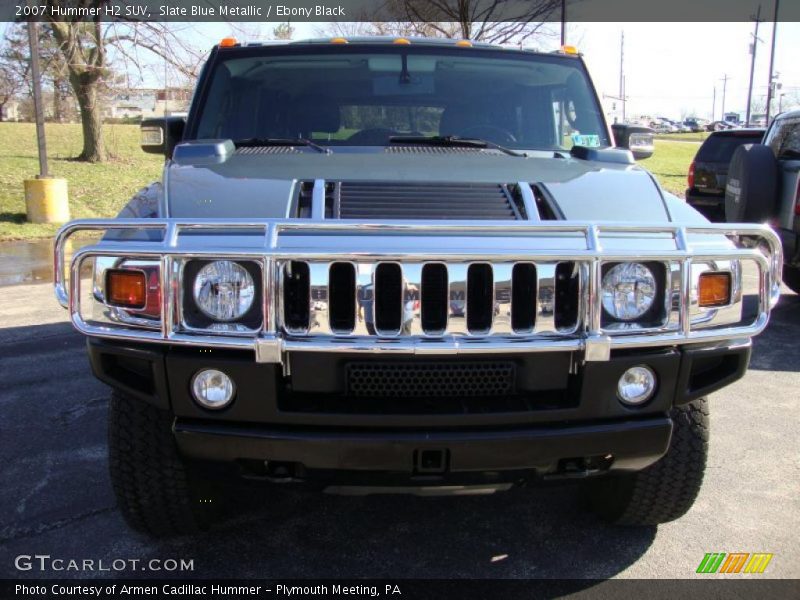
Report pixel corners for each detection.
[725,110,800,293]
[53,38,782,537]
[686,129,765,221]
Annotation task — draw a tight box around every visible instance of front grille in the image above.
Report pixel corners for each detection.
[337,182,522,220]
[281,260,580,337]
[346,361,516,398]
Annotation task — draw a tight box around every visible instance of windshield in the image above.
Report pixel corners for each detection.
[192,47,610,151]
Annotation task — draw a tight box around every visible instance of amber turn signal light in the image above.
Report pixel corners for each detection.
[698,272,731,308]
[106,270,147,309]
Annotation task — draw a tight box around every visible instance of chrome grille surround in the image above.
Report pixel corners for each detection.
[55,218,783,366]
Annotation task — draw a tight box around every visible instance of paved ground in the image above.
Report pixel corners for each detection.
[1,283,798,580]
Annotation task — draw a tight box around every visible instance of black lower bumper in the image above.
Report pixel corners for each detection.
[87,337,750,475]
[174,416,673,475]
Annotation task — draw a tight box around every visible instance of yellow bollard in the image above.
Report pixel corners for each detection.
[24,177,70,224]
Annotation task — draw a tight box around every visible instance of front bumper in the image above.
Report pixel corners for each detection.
[89,338,749,475]
[173,416,673,475]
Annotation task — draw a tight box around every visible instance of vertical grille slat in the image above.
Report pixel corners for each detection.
[555,262,580,332]
[511,263,537,333]
[534,263,558,334]
[375,263,403,335]
[283,261,310,332]
[329,262,355,333]
[467,263,493,334]
[308,263,332,335]
[421,263,448,334]
[492,263,514,335]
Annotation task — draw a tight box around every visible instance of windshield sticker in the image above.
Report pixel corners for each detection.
[571,134,601,147]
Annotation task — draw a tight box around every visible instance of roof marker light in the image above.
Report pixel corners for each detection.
[393,38,411,45]
[455,40,473,47]
[330,37,348,44]
[561,45,579,55]
[219,37,238,48]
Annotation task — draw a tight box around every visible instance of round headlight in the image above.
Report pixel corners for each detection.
[617,365,656,406]
[601,263,656,321]
[191,369,235,409]
[193,261,255,322]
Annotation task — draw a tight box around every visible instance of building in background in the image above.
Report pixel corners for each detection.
[103,87,192,120]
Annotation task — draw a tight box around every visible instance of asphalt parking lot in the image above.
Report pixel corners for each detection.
[1,282,798,580]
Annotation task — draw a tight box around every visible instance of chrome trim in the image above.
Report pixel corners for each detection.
[55,219,783,365]
[516,182,539,221]
[311,179,325,220]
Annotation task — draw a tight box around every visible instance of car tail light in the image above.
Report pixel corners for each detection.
[687,161,695,189]
[698,272,731,307]
[106,270,147,309]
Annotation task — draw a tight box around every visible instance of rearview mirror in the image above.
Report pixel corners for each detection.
[611,124,655,161]
[140,116,186,158]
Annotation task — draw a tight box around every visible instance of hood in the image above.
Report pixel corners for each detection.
[165,151,671,221]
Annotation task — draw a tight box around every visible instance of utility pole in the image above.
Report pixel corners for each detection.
[712,86,716,121]
[560,0,566,46]
[720,74,730,120]
[765,0,780,124]
[745,4,763,127]
[619,31,625,122]
[27,20,48,178]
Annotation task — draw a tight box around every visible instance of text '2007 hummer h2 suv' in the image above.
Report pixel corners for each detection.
[54,38,783,537]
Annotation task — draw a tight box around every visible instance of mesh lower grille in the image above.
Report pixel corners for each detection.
[346,361,516,399]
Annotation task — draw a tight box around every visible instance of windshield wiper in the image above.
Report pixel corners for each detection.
[388,135,524,157]
[233,137,331,154]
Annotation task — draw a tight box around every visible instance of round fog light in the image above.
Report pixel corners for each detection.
[617,366,656,406]
[191,369,235,409]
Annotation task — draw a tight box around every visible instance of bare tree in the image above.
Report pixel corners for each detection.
[44,1,207,162]
[272,22,295,41]
[319,1,559,46]
[387,0,561,44]
[0,64,21,121]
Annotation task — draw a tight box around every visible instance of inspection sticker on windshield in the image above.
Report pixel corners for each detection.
[571,134,601,147]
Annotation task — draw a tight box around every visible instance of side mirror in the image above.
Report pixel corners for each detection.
[611,124,655,161]
[140,116,186,158]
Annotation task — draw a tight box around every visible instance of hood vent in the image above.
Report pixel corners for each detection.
[384,146,500,155]
[335,181,523,220]
[235,145,301,155]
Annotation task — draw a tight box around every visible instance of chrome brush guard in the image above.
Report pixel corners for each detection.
[54,219,783,365]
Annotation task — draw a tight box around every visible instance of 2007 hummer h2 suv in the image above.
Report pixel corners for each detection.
[54,38,783,537]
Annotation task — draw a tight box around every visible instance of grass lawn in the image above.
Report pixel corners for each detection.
[638,139,696,197]
[0,123,696,241]
[654,132,709,142]
[0,122,162,241]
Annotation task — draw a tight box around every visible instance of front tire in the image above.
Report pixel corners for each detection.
[587,398,709,525]
[108,392,213,536]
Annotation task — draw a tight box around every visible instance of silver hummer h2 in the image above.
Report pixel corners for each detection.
[54,38,783,536]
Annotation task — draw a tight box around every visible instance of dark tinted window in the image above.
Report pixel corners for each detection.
[696,133,764,162]
[194,48,610,151]
[765,116,800,158]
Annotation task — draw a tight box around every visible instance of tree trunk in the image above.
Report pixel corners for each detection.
[72,75,106,162]
[52,76,63,122]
